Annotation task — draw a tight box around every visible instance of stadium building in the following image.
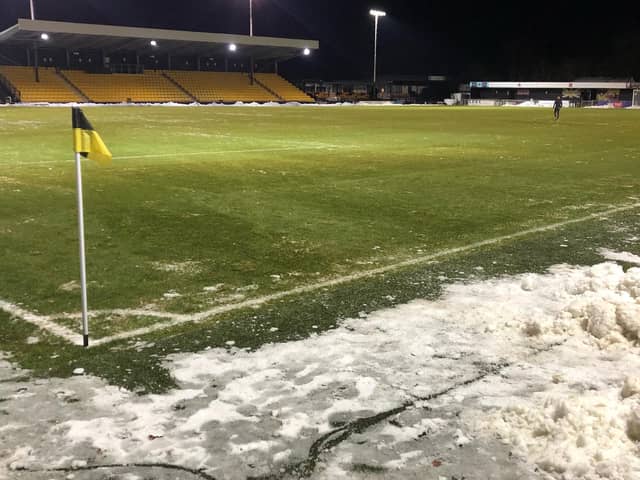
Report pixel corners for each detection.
[0,18,318,104]
[468,80,640,108]
[302,75,450,104]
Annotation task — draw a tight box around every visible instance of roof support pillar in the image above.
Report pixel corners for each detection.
[197,56,201,71]
[26,47,31,67]
[33,42,39,82]
[274,60,278,75]
[249,55,254,85]
[66,49,70,69]
[225,57,228,72]
[167,54,172,70]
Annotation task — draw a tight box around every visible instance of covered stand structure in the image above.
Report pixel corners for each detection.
[0,19,318,103]
[468,81,639,108]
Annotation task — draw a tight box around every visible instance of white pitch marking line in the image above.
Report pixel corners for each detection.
[117,144,354,160]
[2,202,640,347]
[0,145,357,167]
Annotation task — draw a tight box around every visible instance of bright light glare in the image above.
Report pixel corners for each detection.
[229,43,237,52]
[150,40,158,47]
[303,48,311,56]
[40,33,49,40]
[369,9,386,17]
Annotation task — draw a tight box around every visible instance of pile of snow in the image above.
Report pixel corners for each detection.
[356,101,396,106]
[478,380,640,479]
[512,100,551,108]
[465,260,640,480]
[514,262,640,347]
[510,100,571,108]
[599,248,640,265]
[0,101,448,109]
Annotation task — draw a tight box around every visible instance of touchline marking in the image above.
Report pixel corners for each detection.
[2,202,639,347]
[1,145,358,167]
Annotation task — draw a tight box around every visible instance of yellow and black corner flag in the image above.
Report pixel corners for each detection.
[72,107,112,166]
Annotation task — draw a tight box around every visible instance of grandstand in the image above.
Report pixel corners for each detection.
[0,67,312,104]
[0,19,318,104]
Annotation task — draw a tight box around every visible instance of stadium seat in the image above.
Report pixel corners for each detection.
[63,70,192,103]
[0,67,313,104]
[165,71,278,103]
[255,74,314,103]
[0,66,83,103]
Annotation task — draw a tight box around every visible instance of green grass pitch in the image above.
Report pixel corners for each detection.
[1,105,639,390]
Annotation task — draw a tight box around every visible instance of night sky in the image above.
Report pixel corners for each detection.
[1,0,639,83]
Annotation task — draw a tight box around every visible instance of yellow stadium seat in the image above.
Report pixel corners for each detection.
[255,74,314,103]
[62,70,191,103]
[0,66,83,103]
[165,71,279,103]
[0,67,313,104]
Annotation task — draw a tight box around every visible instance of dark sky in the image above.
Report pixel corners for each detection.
[2,0,639,82]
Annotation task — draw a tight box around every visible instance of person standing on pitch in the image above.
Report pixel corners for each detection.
[553,96,563,120]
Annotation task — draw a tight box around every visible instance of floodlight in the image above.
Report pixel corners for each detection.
[370,8,387,88]
[150,40,158,47]
[229,43,237,52]
[303,48,311,56]
[40,33,49,41]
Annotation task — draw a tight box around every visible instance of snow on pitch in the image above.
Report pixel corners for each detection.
[1,260,640,479]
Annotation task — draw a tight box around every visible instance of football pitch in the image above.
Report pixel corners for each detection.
[1,105,640,390]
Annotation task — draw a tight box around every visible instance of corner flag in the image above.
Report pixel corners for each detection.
[71,107,112,347]
[72,107,112,166]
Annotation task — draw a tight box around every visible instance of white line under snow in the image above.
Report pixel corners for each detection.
[0,144,357,167]
[2,202,638,347]
[117,144,355,160]
[0,300,79,345]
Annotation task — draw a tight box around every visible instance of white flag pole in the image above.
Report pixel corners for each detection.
[74,151,90,347]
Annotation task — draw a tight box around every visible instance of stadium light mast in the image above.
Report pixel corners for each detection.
[29,0,35,19]
[249,0,253,36]
[370,9,386,88]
